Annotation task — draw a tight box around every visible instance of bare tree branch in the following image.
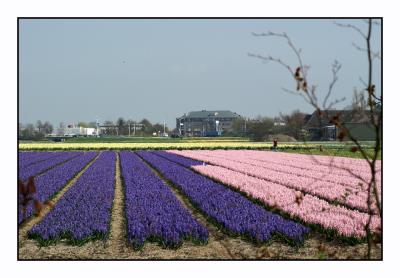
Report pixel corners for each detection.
[247,52,294,76]
[370,92,382,103]
[352,42,381,60]
[325,97,346,110]
[252,31,309,79]
[323,60,342,108]
[282,87,310,103]
[250,19,382,259]
[362,19,381,26]
[333,21,367,39]
[359,77,368,87]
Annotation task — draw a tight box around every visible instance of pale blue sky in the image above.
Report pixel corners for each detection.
[19,19,381,128]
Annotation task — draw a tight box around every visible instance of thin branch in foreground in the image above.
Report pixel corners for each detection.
[252,31,308,79]
[323,60,342,109]
[282,87,310,104]
[333,21,367,39]
[247,53,294,76]
[250,19,381,259]
[359,77,368,88]
[325,97,346,110]
[352,42,381,60]
[362,19,381,26]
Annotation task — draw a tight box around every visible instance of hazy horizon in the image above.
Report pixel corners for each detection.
[19,18,381,129]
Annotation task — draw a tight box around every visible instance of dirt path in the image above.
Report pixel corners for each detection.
[157,175,239,259]
[106,152,127,256]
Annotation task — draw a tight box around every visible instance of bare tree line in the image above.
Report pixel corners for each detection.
[19,117,170,139]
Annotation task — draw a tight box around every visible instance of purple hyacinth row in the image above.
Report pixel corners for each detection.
[18,152,98,224]
[153,151,204,167]
[19,152,52,164]
[19,152,62,170]
[120,151,208,248]
[137,151,310,244]
[19,152,83,181]
[28,151,116,242]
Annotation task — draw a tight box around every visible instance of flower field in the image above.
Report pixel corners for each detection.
[167,150,382,238]
[18,141,375,151]
[120,151,209,248]
[19,152,83,181]
[19,152,63,169]
[18,149,382,258]
[137,151,310,244]
[166,150,381,213]
[19,142,295,150]
[28,151,116,243]
[18,152,98,224]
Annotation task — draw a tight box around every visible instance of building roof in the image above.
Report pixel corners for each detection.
[304,109,377,128]
[178,110,241,119]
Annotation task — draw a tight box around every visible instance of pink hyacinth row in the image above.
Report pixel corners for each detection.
[242,149,382,168]
[229,150,381,182]
[183,150,381,190]
[168,150,380,214]
[191,164,381,238]
[182,150,382,204]
[178,150,381,184]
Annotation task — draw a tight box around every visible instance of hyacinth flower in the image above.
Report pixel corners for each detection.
[19,152,83,181]
[167,150,381,214]
[120,151,208,249]
[137,151,310,245]
[28,151,116,244]
[18,152,98,224]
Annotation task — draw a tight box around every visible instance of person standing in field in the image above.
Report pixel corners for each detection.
[273,139,278,151]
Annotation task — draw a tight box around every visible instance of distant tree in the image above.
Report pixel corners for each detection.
[36,120,43,133]
[42,121,53,134]
[25,123,35,134]
[116,117,126,135]
[280,110,307,140]
[78,121,89,128]
[18,122,23,138]
[139,118,153,135]
[152,123,164,135]
[171,128,179,136]
[103,120,116,135]
[21,123,42,140]
[153,122,169,134]
[231,118,247,136]
[87,121,97,128]
[247,117,274,141]
[346,88,368,111]
[20,124,31,139]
